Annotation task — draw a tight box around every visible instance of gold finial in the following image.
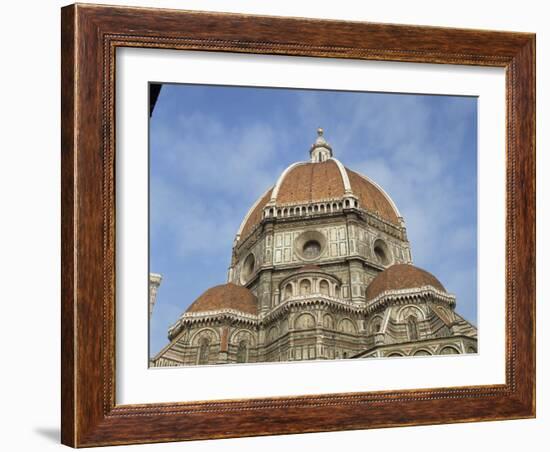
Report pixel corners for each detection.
[317,127,324,137]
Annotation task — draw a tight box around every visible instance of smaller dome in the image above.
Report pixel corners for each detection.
[366,264,446,301]
[186,283,258,315]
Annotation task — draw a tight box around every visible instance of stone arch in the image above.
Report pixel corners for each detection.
[413,349,432,356]
[323,313,335,329]
[299,279,312,295]
[397,305,425,322]
[387,352,404,357]
[338,318,357,334]
[295,313,316,330]
[439,345,461,355]
[191,327,219,346]
[319,279,330,296]
[283,283,293,300]
[267,325,279,343]
[230,328,255,347]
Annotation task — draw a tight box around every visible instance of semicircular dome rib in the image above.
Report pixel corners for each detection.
[237,159,402,243]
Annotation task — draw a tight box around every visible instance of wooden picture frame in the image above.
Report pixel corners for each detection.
[61,3,535,447]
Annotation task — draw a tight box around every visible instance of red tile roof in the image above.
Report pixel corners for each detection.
[186,283,258,315]
[346,169,400,224]
[277,160,345,204]
[238,159,400,243]
[366,264,446,301]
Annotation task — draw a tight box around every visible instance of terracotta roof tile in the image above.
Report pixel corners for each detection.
[186,283,258,315]
[238,160,401,243]
[240,187,273,239]
[346,169,400,225]
[366,264,446,301]
[277,160,345,204]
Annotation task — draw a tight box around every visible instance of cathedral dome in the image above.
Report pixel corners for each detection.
[237,130,401,242]
[366,264,446,301]
[186,283,258,315]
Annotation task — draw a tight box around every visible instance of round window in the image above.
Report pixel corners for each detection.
[373,239,390,265]
[240,253,255,284]
[294,230,327,261]
[302,240,321,259]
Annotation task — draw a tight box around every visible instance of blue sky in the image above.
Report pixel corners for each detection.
[149,84,478,357]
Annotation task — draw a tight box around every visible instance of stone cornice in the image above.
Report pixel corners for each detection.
[234,196,407,251]
[262,295,364,324]
[167,287,458,339]
[168,309,259,339]
[366,286,456,314]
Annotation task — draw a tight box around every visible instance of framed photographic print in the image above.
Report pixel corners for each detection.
[61,3,536,447]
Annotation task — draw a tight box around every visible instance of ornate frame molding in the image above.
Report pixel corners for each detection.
[61,4,535,447]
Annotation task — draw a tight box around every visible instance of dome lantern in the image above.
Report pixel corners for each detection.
[310,128,333,163]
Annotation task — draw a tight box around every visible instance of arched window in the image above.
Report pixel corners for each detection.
[319,280,330,295]
[284,284,293,300]
[323,314,334,329]
[236,340,248,363]
[388,352,403,357]
[440,346,460,355]
[295,313,315,330]
[198,338,210,365]
[406,315,419,341]
[413,349,431,356]
[300,279,311,295]
[339,318,356,334]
